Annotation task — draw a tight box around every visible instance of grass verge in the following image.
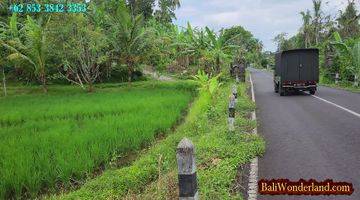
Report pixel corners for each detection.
[319,82,360,93]
[55,80,265,200]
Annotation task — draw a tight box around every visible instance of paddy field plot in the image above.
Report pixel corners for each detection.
[0,82,195,199]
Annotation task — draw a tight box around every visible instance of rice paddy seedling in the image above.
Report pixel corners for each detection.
[0,82,195,199]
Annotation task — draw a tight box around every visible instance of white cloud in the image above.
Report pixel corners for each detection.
[175,0,359,51]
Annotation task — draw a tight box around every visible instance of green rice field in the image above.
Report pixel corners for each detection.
[0,82,195,199]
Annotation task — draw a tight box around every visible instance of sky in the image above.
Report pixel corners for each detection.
[175,0,360,52]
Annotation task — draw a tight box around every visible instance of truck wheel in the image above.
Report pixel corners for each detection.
[279,85,286,96]
[310,90,316,95]
[274,83,279,93]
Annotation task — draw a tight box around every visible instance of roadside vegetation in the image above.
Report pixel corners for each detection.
[271,0,360,91]
[0,0,266,199]
[54,78,264,200]
[0,0,264,96]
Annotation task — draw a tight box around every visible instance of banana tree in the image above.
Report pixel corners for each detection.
[1,14,50,93]
[0,13,20,96]
[192,69,222,95]
[204,27,240,74]
[331,31,360,86]
[171,23,205,68]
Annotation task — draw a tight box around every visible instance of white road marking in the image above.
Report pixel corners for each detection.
[312,95,360,118]
[248,72,258,200]
[249,73,256,102]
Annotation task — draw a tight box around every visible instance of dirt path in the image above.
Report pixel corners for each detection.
[143,69,175,81]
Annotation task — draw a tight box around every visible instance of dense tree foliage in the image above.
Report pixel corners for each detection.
[273,0,360,87]
[0,0,262,95]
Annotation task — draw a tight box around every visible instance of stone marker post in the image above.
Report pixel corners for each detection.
[233,65,240,83]
[228,94,236,131]
[354,75,359,87]
[335,73,340,85]
[177,138,198,200]
[232,85,238,103]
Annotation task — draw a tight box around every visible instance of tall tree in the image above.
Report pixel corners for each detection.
[54,12,108,92]
[337,0,360,39]
[109,0,153,82]
[273,33,289,51]
[312,0,322,45]
[154,0,181,24]
[300,10,312,48]
[127,0,155,20]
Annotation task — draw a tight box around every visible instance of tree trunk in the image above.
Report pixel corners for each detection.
[128,64,133,83]
[216,56,220,74]
[40,66,47,93]
[2,66,6,97]
[41,73,47,93]
[88,81,94,92]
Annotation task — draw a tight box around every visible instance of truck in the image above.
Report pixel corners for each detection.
[274,48,319,96]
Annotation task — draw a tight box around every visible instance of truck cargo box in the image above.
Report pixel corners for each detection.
[274,49,319,96]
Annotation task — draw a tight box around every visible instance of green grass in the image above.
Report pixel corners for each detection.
[319,75,360,93]
[55,81,265,200]
[319,81,360,93]
[0,81,196,199]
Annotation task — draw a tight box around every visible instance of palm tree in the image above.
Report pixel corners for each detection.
[155,0,181,23]
[312,0,322,45]
[300,10,312,48]
[108,0,153,82]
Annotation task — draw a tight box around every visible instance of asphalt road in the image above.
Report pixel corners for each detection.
[250,68,360,200]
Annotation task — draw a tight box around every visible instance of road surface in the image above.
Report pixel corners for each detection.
[250,68,360,200]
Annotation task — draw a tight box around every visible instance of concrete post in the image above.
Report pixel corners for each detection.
[228,94,236,131]
[177,138,198,200]
[335,73,340,85]
[232,85,238,103]
[354,74,359,87]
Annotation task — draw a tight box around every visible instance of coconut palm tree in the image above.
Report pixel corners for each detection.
[108,0,153,83]
[300,10,312,48]
[154,0,181,23]
[312,0,322,45]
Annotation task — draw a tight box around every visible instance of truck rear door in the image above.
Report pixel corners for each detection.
[299,52,313,81]
[284,52,300,81]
